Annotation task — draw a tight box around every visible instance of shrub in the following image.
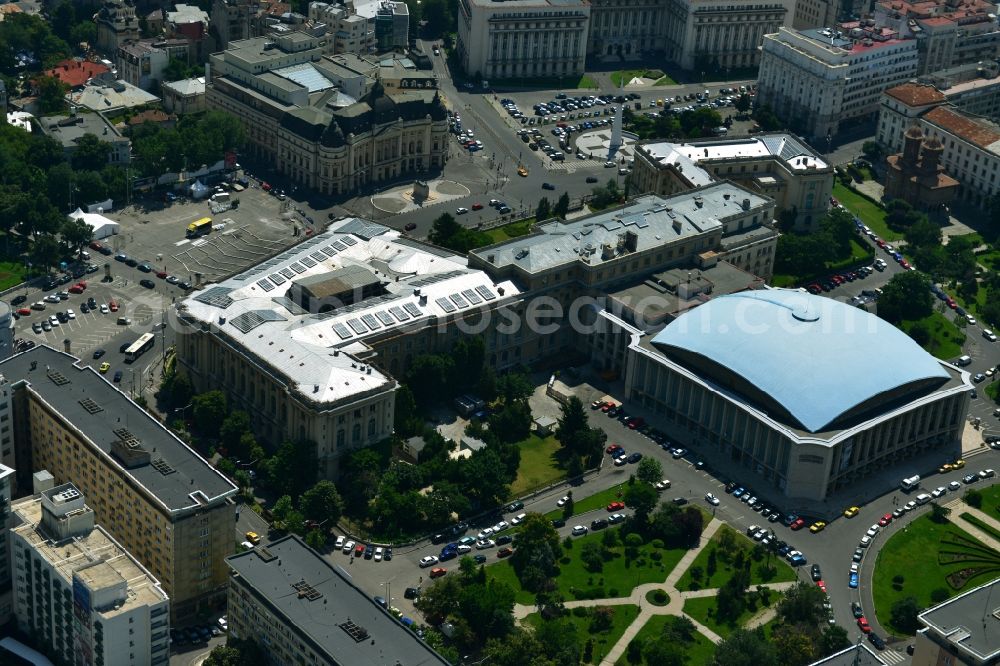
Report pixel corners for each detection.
[893,574,905,584]
[650,538,664,549]
[572,606,589,617]
[964,489,983,508]
[931,588,950,603]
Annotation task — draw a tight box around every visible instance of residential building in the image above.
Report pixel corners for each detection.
[757,26,919,141]
[873,0,1000,75]
[791,0,836,30]
[916,61,1000,119]
[117,42,169,91]
[161,76,206,114]
[41,59,111,90]
[226,535,450,665]
[884,125,960,209]
[10,483,170,666]
[877,85,1000,207]
[456,0,591,80]
[374,0,408,51]
[0,463,14,624]
[210,0,258,50]
[206,34,448,195]
[307,0,408,55]
[166,3,210,42]
[0,346,238,621]
[662,0,795,71]
[913,576,1000,665]
[38,111,131,165]
[631,133,834,231]
[66,77,160,114]
[95,0,141,55]
[625,289,971,501]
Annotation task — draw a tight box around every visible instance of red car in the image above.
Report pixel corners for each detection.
[806,284,821,294]
[429,567,447,578]
[262,182,272,191]
[876,240,886,248]
[69,283,86,294]
[816,580,826,593]
[878,513,893,526]
[109,300,119,312]
[156,271,168,279]
[17,308,31,316]
[627,417,645,430]
[857,616,871,633]
[601,402,616,413]
[947,299,957,309]
[497,547,513,558]
[471,203,484,210]
[790,518,806,530]
[606,444,622,455]
[900,260,911,270]
[607,501,625,512]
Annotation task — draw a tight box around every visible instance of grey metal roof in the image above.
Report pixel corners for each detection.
[917,576,1000,663]
[0,346,236,514]
[807,644,886,666]
[227,535,449,665]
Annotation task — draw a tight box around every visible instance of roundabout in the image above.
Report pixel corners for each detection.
[371,179,472,215]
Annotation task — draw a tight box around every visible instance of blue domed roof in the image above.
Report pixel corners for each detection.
[651,290,950,432]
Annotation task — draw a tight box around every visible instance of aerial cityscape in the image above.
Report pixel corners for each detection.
[0,0,998,663]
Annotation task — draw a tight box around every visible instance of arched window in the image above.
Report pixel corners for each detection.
[352,423,361,442]
[368,418,376,436]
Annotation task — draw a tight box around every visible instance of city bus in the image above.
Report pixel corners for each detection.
[186,217,213,238]
[123,332,155,363]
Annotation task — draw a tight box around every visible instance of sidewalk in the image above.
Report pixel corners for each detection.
[944,499,1000,552]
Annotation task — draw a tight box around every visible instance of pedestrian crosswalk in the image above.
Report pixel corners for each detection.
[879,648,906,664]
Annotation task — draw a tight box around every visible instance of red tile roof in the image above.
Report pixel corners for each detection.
[43,59,110,89]
[924,106,1000,149]
[885,83,946,107]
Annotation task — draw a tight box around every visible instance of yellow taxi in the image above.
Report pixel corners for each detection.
[99,362,111,374]
[953,459,966,469]
[809,521,827,533]
[245,531,261,545]
[939,459,965,473]
[517,166,529,177]
[843,506,860,518]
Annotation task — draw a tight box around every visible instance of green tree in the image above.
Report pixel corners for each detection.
[29,235,64,273]
[555,396,589,455]
[643,640,684,666]
[776,581,827,627]
[305,528,326,550]
[771,624,816,666]
[71,133,113,172]
[163,57,197,82]
[264,440,318,497]
[35,75,68,114]
[484,628,552,666]
[495,371,533,404]
[862,141,884,162]
[877,270,932,323]
[50,0,76,42]
[429,212,462,245]
[271,495,294,524]
[636,457,663,485]
[420,0,455,38]
[713,628,778,666]
[202,638,267,666]
[904,217,942,249]
[554,192,570,219]
[890,596,922,634]
[818,625,850,656]
[536,197,551,221]
[509,513,561,590]
[300,479,344,524]
[752,105,782,131]
[964,489,983,508]
[624,482,659,521]
[59,216,94,257]
[734,93,752,116]
[192,390,227,437]
[219,410,252,455]
[580,540,603,572]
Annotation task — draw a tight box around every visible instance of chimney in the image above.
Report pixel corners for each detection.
[742,198,751,210]
[63,338,71,354]
[205,61,211,81]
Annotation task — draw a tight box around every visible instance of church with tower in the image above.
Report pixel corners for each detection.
[884,125,960,211]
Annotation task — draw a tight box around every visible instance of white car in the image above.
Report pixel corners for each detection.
[511,513,527,525]
[850,563,859,574]
[457,544,472,554]
[66,309,75,320]
[904,500,917,512]
[475,539,495,550]
[966,314,976,325]
[614,456,627,466]
[49,316,59,326]
[477,527,495,539]
[419,555,439,568]
[655,479,671,491]
[334,535,345,550]
[705,493,720,506]
[100,304,109,314]
[932,486,947,498]
[556,496,570,507]
[456,207,469,214]
[866,525,879,538]
[984,329,997,342]
[217,617,228,632]
[948,481,962,491]
[343,539,356,553]
[571,525,588,536]
[493,521,509,532]
[671,448,686,458]
[859,536,872,548]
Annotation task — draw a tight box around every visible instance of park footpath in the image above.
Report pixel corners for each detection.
[943,499,1000,552]
[511,518,800,665]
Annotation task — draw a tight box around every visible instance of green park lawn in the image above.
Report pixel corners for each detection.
[970,484,1000,523]
[615,615,716,665]
[653,75,679,86]
[0,260,28,291]
[898,311,966,360]
[543,486,629,521]
[674,525,797,591]
[959,512,1000,542]
[482,218,535,245]
[873,514,1000,634]
[610,69,666,87]
[525,604,640,664]
[832,182,903,242]
[682,595,761,638]
[510,434,564,496]
[488,527,691,604]
[772,237,875,288]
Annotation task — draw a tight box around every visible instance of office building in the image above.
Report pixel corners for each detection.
[586,0,668,58]
[0,463,14,624]
[661,0,795,71]
[913,576,1000,665]
[631,134,834,231]
[0,346,237,621]
[624,289,971,500]
[757,26,919,140]
[456,0,591,80]
[226,535,449,665]
[10,483,169,666]
[878,83,1000,207]
[872,0,1000,75]
[207,34,448,195]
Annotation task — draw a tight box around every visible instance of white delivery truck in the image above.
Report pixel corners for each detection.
[900,475,920,491]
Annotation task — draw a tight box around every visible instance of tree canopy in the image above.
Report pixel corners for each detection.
[876,270,932,324]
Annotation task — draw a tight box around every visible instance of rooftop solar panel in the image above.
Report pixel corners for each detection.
[388,306,409,322]
[321,246,337,257]
[475,285,496,301]
[461,289,482,305]
[331,241,347,251]
[375,310,394,326]
[299,257,317,268]
[450,294,469,308]
[341,236,358,246]
[310,252,327,263]
[257,279,275,292]
[332,323,352,339]
[279,268,295,279]
[435,298,456,313]
[289,262,306,274]
[269,273,286,285]
[347,318,367,334]
[361,314,380,330]
[403,302,422,317]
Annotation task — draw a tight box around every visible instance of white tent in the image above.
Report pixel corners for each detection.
[69,208,120,239]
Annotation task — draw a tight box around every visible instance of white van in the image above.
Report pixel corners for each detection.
[915,493,932,505]
[900,475,920,491]
[956,355,972,366]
